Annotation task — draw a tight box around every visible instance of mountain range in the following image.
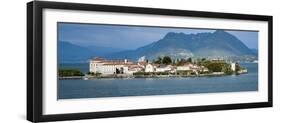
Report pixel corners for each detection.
[106,30,256,60]
[58,41,123,63]
[59,30,257,62]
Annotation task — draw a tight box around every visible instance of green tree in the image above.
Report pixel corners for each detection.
[204,62,224,72]
[59,69,84,77]
[197,58,205,66]
[235,63,241,72]
[162,56,172,65]
[222,64,233,75]
[187,58,192,63]
[154,57,162,64]
[176,58,186,66]
[87,72,101,76]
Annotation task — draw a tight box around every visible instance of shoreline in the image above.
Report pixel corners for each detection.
[59,71,247,80]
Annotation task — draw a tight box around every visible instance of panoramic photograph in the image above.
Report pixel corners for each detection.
[58,22,259,99]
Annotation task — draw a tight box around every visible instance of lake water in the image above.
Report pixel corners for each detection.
[58,63,258,99]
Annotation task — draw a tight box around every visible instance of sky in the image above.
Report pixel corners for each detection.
[58,23,258,50]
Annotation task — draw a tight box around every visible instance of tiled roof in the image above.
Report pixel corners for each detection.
[92,57,105,61]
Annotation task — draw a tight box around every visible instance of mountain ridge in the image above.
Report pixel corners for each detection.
[106,30,256,60]
[59,30,256,62]
[59,41,124,63]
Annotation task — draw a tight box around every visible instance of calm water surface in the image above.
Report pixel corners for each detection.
[58,63,258,99]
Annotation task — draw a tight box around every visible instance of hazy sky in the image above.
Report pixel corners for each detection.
[58,23,258,50]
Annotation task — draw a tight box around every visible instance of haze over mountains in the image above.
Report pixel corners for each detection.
[59,30,257,63]
[59,41,123,63]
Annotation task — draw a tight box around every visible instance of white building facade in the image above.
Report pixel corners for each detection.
[231,63,236,71]
[155,65,173,72]
[145,64,154,72]
[89,58,132,75]
[176,64,194,71]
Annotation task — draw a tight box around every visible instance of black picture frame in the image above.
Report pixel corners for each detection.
[27,1,273,122]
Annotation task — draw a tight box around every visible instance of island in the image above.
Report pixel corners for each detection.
[59,56,248,80]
